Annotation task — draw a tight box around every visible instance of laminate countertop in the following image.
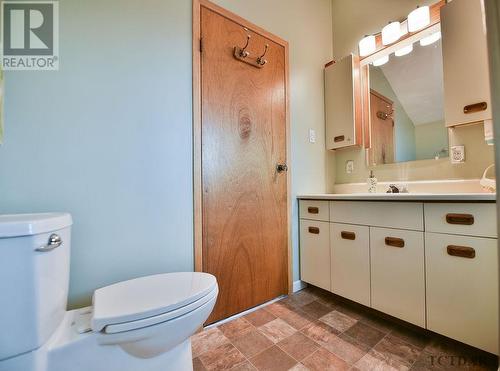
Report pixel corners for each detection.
[297,193,496,202]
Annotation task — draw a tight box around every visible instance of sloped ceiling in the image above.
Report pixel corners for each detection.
[380,39,444,126]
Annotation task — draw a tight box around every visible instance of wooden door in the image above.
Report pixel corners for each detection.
[199,4,289,323]
[369,90,394,164]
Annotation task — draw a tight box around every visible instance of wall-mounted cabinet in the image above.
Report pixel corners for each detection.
[324,55,362,150]
[441,0,492,127]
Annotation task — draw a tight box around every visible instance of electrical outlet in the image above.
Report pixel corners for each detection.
[346,160,354,174]
[451,145,465,164]
[309,129,316,143]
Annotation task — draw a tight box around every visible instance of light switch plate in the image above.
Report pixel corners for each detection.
[346,160,354,174]
[309,129,316,143]
[451,145,465,163]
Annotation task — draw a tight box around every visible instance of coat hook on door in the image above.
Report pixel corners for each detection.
[235,28,251,58]
[257,44,269,66]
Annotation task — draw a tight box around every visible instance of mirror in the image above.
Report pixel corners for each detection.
[366,37,448,166]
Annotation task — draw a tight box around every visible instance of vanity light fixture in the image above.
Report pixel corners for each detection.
[373,55,389,66]
[408,6,430,32]
[382,21,401,45]
[420,31,441,46]
[395,44,413,57]
[359,35,376,57]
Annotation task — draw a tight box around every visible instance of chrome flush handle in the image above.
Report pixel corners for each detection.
[36,233,63,252]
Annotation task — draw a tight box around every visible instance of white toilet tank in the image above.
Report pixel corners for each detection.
[0,213,72,361]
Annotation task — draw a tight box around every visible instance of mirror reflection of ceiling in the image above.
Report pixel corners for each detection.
[378,39,444,126]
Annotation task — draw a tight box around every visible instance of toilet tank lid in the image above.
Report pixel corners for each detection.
[0,213,73,237]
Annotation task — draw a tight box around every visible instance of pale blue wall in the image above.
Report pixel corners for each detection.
[0,0,194,308]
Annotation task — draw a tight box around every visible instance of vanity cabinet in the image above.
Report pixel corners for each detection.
[330,223,370,306]
[370,227,425,327]
[441,0,492,127]
[299,199,498,354]
[324,55,362,150]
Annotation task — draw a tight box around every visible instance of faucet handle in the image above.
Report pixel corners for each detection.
[386,184,400,193]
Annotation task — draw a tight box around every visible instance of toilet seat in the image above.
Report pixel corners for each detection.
[91,272,217,333]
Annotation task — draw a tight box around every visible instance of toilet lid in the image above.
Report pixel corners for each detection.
[91,272,217,332]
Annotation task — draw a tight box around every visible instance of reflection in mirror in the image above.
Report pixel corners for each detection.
[367,38,448,166]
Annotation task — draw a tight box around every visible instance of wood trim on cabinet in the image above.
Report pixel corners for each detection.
[308,227,320,234]
[385,237,405,248]
[446,213,475,225]
[341,231,356,240]
[192,0,292,294]
[447,245,476,259]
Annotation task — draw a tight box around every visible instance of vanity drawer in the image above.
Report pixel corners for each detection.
[300,220,330,291]
[424,203,497,238]
[425,232,498,354]
[330,201,423,231]
[299,200,329,221]
[370,227,425,327]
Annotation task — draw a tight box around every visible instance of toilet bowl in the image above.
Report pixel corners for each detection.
[0,213,218,371]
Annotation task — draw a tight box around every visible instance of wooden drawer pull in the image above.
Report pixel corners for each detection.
[307,207,319,214]
[464,102,487,114]
[341,231,356,240]
[385,237,404,248]
[447,245,476,259]
[308,227,320,234]
[446,213,474,225]
[334,135,345,143]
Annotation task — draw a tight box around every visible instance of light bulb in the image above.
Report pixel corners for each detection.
[408,6,430,32]
[420,31,441,46]
[373,55,389,66]
[359,35,376,57]
[395,44,413,57]
[382,22,401,45]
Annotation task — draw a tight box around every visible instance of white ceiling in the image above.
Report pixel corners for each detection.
[379,39,444,126]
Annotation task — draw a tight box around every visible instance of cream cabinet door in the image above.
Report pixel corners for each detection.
[426,232,498,354]
[300,220,330,291]
[441,0,491,126]
[331,223,370,306]
[370,227,425,327]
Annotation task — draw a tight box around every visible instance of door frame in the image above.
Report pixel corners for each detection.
[192,0,292,294]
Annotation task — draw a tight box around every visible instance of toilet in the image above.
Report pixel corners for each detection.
[0,213,218,371]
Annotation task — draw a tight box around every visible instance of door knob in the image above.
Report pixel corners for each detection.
[276,163,288,173]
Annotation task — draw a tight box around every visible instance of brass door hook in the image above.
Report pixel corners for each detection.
[257,44,269,66]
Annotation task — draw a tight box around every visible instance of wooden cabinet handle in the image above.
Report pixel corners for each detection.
[307,207,319,214]
[464,102,487,114]
[385,237,404,248]
[447,245,475,259]
[446,213,474,225]
[334,135,345,143]
[341,231,356,240]
[308,227,320,234]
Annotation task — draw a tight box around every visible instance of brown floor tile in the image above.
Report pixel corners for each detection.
[193,357,207,371]
[341,321,386,351]
[250,345,298,371]
[219,317,254,340]
[301,348,350,371]
[244,308,276,327]
[288,364,310,371]
[230,361,257,371]
[277,332,319,361]
[319,311,357,333]
[354,350,409,371]
[192,327,230,358]
[329,301,366,321]
[259,318,297,343]
[199,343,247,370]
[282,290,316,308]
[357,313,395,333]
[232,329,274,358]
[370,334,422,368]
[265,301,295,318]
[301,320,341,342]
[300,301,332,319]
[280,308,314,330]
[389,323,430,350]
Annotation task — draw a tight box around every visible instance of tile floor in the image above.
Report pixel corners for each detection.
[191,286,498,370]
